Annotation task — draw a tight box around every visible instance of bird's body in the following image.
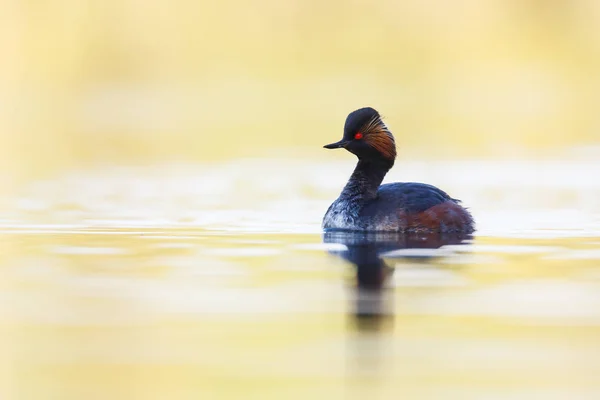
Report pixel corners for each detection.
[323,181,473,232]
[322,107,474,233]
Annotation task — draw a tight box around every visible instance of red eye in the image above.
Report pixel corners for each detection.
[354,132,363,140]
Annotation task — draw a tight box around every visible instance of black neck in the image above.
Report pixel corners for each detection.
[340,159,392,202]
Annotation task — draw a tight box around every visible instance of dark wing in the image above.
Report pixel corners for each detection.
[358,182,474,233]
[365,182,457,215]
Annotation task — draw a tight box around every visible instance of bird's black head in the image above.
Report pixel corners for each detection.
[324,107,396,164]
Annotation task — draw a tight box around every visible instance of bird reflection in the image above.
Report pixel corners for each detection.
[323,231,472,331]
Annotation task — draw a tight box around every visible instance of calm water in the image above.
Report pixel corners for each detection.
[2,157,600,399]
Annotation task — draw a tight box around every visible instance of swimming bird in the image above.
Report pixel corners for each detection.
[322,107,474,233]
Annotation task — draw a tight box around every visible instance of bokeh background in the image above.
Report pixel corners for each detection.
[2,0,600,188]
[2,1,600,399]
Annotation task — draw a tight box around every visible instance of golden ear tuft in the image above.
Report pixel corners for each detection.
[361,116,396,160]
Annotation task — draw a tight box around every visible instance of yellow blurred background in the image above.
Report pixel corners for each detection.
[3,3,600,398]
[2,0,600,184]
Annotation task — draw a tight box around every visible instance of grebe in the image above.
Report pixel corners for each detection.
[322,107,474,233]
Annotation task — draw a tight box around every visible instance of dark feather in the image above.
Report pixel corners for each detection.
[364,182,455,215]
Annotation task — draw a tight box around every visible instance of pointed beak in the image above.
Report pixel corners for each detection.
[323,139,349,149]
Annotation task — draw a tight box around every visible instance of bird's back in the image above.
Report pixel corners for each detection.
[335,182,474,233]
[373,182,455,214]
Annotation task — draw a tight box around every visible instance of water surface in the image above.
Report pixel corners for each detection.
[2,158,600,399]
